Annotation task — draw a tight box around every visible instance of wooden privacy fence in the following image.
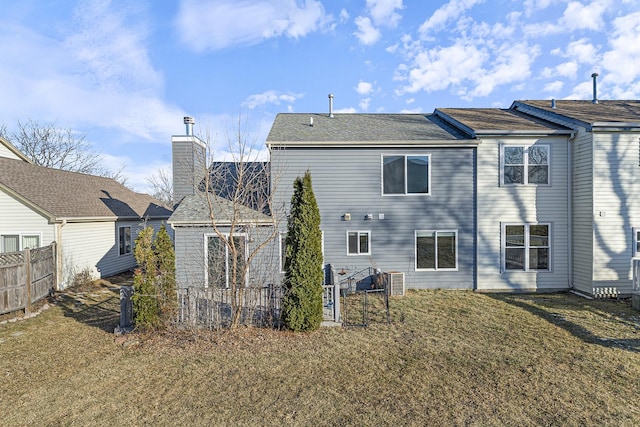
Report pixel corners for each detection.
[0,243,57,315]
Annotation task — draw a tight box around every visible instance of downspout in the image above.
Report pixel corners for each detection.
[54,219,67,290]
[567,131,576,289]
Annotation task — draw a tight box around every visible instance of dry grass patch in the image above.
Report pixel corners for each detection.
[1,288,639,426]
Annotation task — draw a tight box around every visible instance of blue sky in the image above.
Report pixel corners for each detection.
[1,0,639,192]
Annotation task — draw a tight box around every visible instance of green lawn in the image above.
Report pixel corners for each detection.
[1,283,639,426]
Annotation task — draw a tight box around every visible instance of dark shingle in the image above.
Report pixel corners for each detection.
[516,100,640,125]
[0,157,171,220]
[436,108,570,136]
[267,113,470,142]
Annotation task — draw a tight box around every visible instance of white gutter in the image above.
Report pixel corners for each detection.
[267,139,480,149]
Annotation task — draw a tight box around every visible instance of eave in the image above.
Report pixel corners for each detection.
[267,139,480,149]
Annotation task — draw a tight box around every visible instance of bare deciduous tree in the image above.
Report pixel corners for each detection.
[147,167,174,208]
[0,118,127,184]
[196,122,284,328]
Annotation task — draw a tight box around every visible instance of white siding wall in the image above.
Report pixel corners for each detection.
[59,219,167,288]
[476,136,569,291]
[571,129,594,294]
[0,190,54,251]
[591,131,640,293]
[0,144,22,160]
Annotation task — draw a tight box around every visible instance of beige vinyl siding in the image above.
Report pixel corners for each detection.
[591,131,640,293]
[0,144,22,160]
[570,129,594,294]
[476,136,569,291]
[0,190,54,251]
[271,146,476,290]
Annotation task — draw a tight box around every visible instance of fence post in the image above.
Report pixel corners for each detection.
[119,286,134,330]
[50,242,58,291]
[25,248,31,315]
[333,282,340,323]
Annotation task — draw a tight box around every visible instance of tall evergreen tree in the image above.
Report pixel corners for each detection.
[281,171,324,332]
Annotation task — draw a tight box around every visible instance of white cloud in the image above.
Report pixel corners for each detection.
[359,98,372,111]
[0,2,184,141]
[560,0,611,31]
[353,16,381,45]
[418,0,483,36]
[353,0,403,45]
[555,61,579,79]
[602,12,640,87]
[334,107,357,113]
[242,90,303,109]
[355,81,374,95]
[366,0,404,27]
[175,0,333,51]
[543,80,564,92]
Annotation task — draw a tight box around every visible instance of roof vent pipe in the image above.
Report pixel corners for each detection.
[551,99,556,109]
[328,93,334,118]
[184,116,195,135]
[591,73,599,104]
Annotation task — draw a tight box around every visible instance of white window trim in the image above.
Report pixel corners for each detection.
[633,227,640,258]
[1,232,43,252]
[118,226,132,256]
[280,231,324,273]
[346,230,371,256]
[381,154,431,196]
[501,223,552,272]
[204,233,248,288]
[415,230,458,271]
[500,144,551,186]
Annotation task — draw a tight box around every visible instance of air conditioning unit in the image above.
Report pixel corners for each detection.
[387,272,405,296]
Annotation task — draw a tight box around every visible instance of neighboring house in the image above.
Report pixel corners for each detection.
[268,113,480,290]
[168,126,279,289]
[510,100,640,296]
[433,108,573,292]
[0,136,172,289]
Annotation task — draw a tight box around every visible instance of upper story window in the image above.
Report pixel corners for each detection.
[633,228,640,257]
[382,155,430,195]
[501,145,549,185]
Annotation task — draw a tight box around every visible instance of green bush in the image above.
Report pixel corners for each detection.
[281,171,324,332]
[131,224,177,331]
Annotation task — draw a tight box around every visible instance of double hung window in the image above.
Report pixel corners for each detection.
[503,224,550,271]
[502,145,549,185]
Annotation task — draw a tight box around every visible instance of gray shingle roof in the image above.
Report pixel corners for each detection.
[515,100,640,125]
[435,108,571,136]
[0,157,172,220]
[266,113,471,142]
[168,192,271,225]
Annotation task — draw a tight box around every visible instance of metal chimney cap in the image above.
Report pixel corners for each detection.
[591,72,599,78]
[184,116,195,125]
[328,93,334,99]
